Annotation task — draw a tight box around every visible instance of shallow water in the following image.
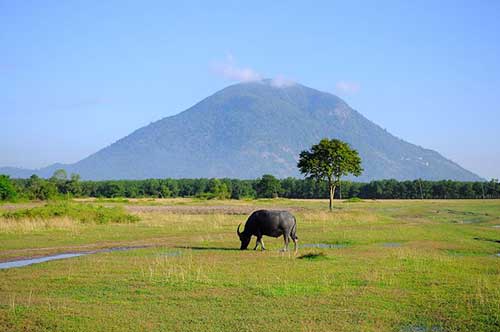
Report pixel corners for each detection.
[455,218,483,224]
[381,242,402,247]
[300,243,349,249]
[0,246,147,270]
[0,253,86,270]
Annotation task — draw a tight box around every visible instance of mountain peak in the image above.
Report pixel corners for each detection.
[225,78,301,90]
[0,83,482,181]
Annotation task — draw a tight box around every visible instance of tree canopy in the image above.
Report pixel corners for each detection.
[298,138,363,210]
[254,174,282,198]
[3,173,499,202]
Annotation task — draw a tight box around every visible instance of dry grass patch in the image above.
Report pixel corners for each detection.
[0,216,79,233]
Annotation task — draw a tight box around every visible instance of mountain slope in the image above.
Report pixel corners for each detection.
[1,80,482,181]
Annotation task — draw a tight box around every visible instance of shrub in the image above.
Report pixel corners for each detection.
[344,197,364,203]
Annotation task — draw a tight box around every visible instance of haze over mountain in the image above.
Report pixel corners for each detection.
[1,80,482,181]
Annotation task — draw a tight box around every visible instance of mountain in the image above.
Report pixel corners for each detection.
[1,80,482,181]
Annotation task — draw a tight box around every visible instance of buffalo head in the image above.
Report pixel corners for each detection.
[237,223,251,250]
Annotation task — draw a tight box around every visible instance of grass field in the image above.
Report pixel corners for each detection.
[0,199,499,331]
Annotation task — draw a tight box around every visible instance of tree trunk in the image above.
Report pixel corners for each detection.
[329,184,336,212]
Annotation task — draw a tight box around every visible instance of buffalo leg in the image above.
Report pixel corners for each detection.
[254,236,264,250]
[292,237,298,253]
[282,234,290,252]
[260,238,266,251]
[253,237,260,250]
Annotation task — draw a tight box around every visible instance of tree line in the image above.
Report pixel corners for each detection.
[1,172,499,201]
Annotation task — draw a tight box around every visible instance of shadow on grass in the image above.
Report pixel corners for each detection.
[297,252,329,260]
[473,237,500,244]
[174,246,240,251]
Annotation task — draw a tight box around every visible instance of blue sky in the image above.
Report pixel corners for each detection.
[1,1,499,179]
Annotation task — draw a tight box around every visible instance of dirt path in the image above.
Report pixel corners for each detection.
[125,205,304,215]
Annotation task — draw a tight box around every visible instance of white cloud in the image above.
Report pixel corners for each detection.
[335,81,361,94]
[211,54,262,82]
[211,55,297,88]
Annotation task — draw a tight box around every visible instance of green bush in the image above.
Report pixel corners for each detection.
[344,197,364,203]
[2,202,139,224]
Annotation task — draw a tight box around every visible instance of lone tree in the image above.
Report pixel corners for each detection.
[298,138,363,211]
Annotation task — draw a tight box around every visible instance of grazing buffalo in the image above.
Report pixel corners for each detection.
[237,210,298,252]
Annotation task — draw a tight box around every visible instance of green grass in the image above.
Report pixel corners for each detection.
[0,199,499,331]
[94,197,130,204]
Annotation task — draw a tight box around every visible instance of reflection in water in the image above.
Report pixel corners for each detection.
[300,243,349,249]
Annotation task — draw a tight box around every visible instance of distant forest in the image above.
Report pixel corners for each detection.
[1,173,499,201]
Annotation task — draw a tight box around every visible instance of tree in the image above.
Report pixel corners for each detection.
[230,180,255,199]
[207,179,231,199]
[158,181,172,198]
[67,173,82,197]
[255,174,282,198]
[99,181,125,198]
[0,175,17,201]
[51,169,68,181]
[26,175,57,200]
[298,138,362,211]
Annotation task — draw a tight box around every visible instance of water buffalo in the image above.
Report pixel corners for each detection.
[237,210,298,252]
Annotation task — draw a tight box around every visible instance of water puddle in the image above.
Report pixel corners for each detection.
[381,242,402,248]
[300,243,349,249]
[0,253,86,270]
[454,218,483,224]
[0,246,148,270]
[444,209,487,216]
